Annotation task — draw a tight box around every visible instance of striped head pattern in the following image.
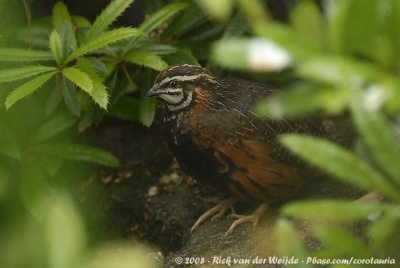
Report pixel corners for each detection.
[147,64,218,112]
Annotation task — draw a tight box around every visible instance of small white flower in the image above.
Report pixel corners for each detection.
[247,38,292,71]
[363,85,389,111]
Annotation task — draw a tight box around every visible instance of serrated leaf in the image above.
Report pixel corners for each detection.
[77,58,109,109]
[0,122,21,159]
[0,48,53,61]
[33,112,77,143]
[50,30,63,64]
[65,28,143,64]
[280,134,400,200]
[59,22,74,58]
[52,1,71,30]
[61,77,81,116]
[162,4,205,38]
[86,0,134,41]
[6,71,56,109]
[351,97,400,185]
[40,143,120,167]
[125,52,168,71]
[62,67,93,93]
[0,65,55,83]
[282,200,385,220]
[139,2,189,34]
[139,95,156,127]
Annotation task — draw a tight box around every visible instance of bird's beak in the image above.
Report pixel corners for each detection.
[147,85,159,97]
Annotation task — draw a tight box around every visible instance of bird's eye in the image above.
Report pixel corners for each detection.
[169,80,177,87]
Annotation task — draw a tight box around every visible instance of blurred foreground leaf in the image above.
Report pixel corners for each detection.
[280,134,400,200]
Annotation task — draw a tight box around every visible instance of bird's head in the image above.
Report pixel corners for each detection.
[147,64,218,112]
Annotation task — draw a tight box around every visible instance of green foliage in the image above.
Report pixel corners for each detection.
[0,48,53,61]
[205,0,400,264]
[6,71,56,109]
[85,0,134,41]
[138,1,189,34]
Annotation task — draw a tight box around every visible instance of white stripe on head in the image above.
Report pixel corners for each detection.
[157,74,213,87]
[159,93,184,104]
[167,91,193,111]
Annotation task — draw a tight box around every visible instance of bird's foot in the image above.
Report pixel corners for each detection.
[191,198,236,233]
[224,203,269,237]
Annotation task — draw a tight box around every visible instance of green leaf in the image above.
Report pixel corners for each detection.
[195,0,233,22]
[0,48,53,61]
[254,22,323,60]
[59,22,75,58]
[351,97,400,185]
[65,28,143,64]
[50,30,63,64]
[139,96,156,127]
[77,58,109,109]
[290,0,326,48]
[45,194,86,268]
[72,15,91,27]
[109,96,139,121]
[33,113,77,143]
[40,143,120,167]
[254,85,349,119]
[282,200,385,220]
[164,47,199,65]
[314,226,370,258]
[0,122,21,159]
[280,134,400,200]
[6,72,56,109]
[46,83,63,116]
[297,56,381,86]
[328,0,382,54]
[19,164,46,221]
[236,0,269,24]
[212,37,291,71]
[0,65,56,83]
[52,1,71,30]
[86,0,134,41]
[62,67,93,93]
[276,219,309,267]
[369,211,400,254]
[162,4,205,38]
[139,2,189,34]
[125,52,168,71]
[222,13,248,38]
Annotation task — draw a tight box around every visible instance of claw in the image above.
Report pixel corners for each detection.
[224,203,269,237]
[191,198,236,233]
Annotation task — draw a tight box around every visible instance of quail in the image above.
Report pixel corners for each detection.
[147,64,324,236]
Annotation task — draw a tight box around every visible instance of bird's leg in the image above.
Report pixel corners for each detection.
[225,203,269,237]
[191,198,236,233]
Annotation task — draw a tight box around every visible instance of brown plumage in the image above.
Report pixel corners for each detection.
[148,64,324,235]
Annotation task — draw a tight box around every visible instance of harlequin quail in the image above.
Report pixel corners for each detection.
[147,64,324,236]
